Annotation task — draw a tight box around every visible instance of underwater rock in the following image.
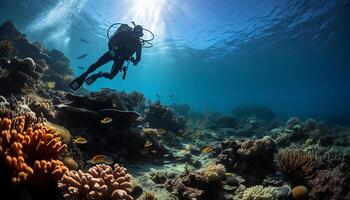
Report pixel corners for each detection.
[91,89,146,111]
[55,104,101,127]
[145,102,186,134]
[273,185,291,199]
[0,57,42,96]
[98,109,140,125]
[217,137,277,185]
[165,165,226,200]
[0,21,74,92]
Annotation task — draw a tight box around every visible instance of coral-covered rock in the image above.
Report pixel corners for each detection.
[307,164,350,200]
[0,20,74,92]
[0,57,42,96]
[58,164,134,200]
[217,137,277,185]
[145,102,185,134]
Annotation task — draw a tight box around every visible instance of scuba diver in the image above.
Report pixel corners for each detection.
[69,22,153,90]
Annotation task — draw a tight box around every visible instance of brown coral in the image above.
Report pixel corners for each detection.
[58,164,134,200]
[0,113,68,184]
[275,149,318,182]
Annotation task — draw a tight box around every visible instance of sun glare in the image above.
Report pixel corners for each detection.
[124,0,167,39]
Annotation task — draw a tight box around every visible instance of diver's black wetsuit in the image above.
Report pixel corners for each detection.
[85,31,142,79]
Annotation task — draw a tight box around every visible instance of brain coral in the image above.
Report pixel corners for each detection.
[203,163,226,182]
[58,164,134,200]
[0,111,68,184]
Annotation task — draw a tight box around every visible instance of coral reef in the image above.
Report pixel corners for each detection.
[307,164,350,200]
[275,149,318,183]
[145,102,185,134]
[0,57,42,96]
[58,164,133,200]
[0,20,74,92]
[217,136,277,185]
[0,110,68,184]
[91,89,146,111]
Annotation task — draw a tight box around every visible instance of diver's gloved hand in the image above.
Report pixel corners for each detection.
[108,50,116,57]
[129,57,138,66]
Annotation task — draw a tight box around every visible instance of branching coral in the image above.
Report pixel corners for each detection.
[58,164,133,200]
[275,149,318,182]
[0,112,68,184]
[242,185,276,200]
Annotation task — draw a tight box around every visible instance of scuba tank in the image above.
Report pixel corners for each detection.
[108,24,133,50]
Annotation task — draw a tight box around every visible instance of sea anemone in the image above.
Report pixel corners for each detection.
[275,149,318,183]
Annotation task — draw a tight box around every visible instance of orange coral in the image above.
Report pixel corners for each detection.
[0,114,68,184]
[58,164,133,200]
[276,149,318,182]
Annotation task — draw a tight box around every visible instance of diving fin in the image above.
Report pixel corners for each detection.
[69,73,88,91]
[85,72,102,85]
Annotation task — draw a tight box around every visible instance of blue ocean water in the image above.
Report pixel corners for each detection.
[0,0,349,123]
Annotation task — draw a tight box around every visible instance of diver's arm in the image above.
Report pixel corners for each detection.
[134,43,142,64]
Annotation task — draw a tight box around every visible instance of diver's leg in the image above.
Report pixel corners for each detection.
[85,52,113,75]
[101,60,125,79]
[70,52,113,89]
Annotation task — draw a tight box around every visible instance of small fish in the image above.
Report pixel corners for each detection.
[158,129,167,135]
[201,146,214,153]
[151,150,157,154]
[80,38,90,44]
[183,144,194,152]
[144,140,153,148]
[169,94,175,98]
[163,154,170,157]
[47,81,56,90]
[78,66,84,70]
[87,155,114,165]
[100,117,113,124]
[77,53,88,59]
[156,94,160,99]
[73,136,88,144]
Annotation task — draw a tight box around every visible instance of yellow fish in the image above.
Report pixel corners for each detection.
[201,146,214,153]
[144,140,153,148]
[47,81,56,90]
[100,117,113,124]
[73,136,87,144]
[183,144,194,152]
[158,129,167,135]
[87,155,114,165]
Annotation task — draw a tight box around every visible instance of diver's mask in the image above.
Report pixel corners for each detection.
[133,25,144,37]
